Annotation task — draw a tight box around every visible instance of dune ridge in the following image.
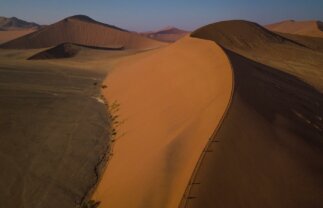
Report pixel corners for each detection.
[180,20,323,208]
[92,36,233,208]
[0,15,166,50]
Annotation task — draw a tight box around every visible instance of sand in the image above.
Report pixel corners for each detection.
[0,29,36,44]
[92,36,233,208]
[181,20,323,208]
[0,15,166,50]
[266,20,323,38]
[277,32,323,53]
[141,27,189,42]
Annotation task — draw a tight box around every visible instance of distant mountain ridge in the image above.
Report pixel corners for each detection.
[0,16,40,30]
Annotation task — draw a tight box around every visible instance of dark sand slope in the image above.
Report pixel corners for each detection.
[0,61,111,207]
[181,21,323,208]
[277,33,323,53]
[28,43,124,60]
[0,15,166,50]
[28,43,82,59]
[266,20,323,38]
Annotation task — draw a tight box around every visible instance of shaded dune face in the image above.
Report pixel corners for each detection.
[318,21,323,31]
[277,33,323,53]
[191,20,295,49]
[182,20,323,208]
[192,20,323,91]
[28,43,81,60]
[0,15,165,50]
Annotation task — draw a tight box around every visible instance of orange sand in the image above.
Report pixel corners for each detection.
[0,29,36,44]
[92,36,233,208]
[266,20,323,38]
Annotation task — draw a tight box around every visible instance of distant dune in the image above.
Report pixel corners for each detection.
[266,20,323,38]
[0,29,36,44]
[93,36,233,208]
[181,20,323,208]
[0,15,166,49]
[141,27,189,42]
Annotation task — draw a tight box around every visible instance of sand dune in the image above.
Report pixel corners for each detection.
[179,20,323,208]
[0,15,166,50]
[92,36,233,208]
[192,20,300,50]
[141,27,189,42]
[266,20,323,38]
[0,29,36,44]
[192,20,323,91]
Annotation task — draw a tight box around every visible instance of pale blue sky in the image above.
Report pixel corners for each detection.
[1,0,322,31]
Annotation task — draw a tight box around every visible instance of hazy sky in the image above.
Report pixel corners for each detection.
[1,0,323,31]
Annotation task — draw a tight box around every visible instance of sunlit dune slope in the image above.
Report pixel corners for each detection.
[266,20,323,38]
[0,15,166,50]
[181,20,323,208]
[0,29,36,44]
[93,36,233,208]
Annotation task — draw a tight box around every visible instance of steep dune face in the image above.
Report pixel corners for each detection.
[0,15,165,50]
[182,20,323,208]
[266,20,323,38]
[141,27,189,42]
[92,37,233,208]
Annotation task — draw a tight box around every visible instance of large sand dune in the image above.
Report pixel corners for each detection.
[92,36,233,208]
[180,20,323,208]
[266,20,323,38]
[0,15,166,50]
